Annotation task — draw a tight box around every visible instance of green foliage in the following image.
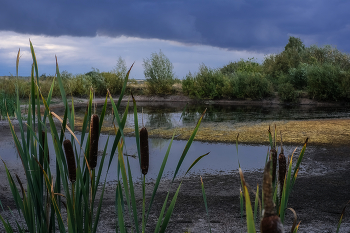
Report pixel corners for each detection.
[221,58,262,75]
[85,68,107,95]
[278,83,298,102]
[306,63,342,100]
[287,63,308,89]
[101,72,123,95]
[143,50,175,95]
[234,72,273,99]
[182,64,225,99]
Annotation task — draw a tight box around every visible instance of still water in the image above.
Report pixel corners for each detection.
[1,102,350,181]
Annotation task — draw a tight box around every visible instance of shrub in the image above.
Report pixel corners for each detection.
[278,83,298,102]
[101,72,123,95]
[307,63,341,100]
[85,68,107,95]
[69,74,91,97]
[182,64,225,99]
[287,63,308,89]
[339,71,350,100]
[221,58,262,75]
[143,50,175,95]
[234,72,273,99]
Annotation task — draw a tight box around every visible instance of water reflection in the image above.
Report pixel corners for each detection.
[69,102,350,130]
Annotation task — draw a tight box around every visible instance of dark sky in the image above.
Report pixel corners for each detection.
[2,0,350,53]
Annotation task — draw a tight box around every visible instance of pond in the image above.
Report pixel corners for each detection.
[1,102,350,182]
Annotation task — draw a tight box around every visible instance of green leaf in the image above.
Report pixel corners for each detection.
[172,108,206,182]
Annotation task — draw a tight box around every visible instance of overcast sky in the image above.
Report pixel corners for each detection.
[1,0,350,79]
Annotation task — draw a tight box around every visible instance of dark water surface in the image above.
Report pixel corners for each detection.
[68,102,350,129]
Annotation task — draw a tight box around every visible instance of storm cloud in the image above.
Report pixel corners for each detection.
[2,0,350,53]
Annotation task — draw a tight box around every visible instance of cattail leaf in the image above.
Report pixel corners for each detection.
[126,158,140,233]
[92,181,107,233]
[239,168,256,233]
[254,185,259,224]
[131,93,141,166]
[184,152,210,176]
[108,90,127,153]
[116,63,134,109]
[93,136,109,199]
[98,94,108,136]
[336,200,350,233]
[200,177,212,233]
[154,192,170,233]
[172,108,206,182]
[291,138,308,187]
[146,131,176,223]
[159,182,182,233]
[287,208,298,233]
[29,40,39,85]
[268,126,273,149]
[107,101,129,173]
[117,141,132,214]
[116,183,126,233]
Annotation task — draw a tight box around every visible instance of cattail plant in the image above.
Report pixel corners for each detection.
[278,131,286,201]
[140,127,149,175]
[41,131,49,164]
[63,139,76,183]
[89,114,99,169]
[261,161,284,233]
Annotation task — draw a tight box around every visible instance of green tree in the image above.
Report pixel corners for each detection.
[143,50,175,95]
[284,36,305,52]
[113,56,128,78]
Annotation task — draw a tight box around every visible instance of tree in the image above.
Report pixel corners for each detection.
[284,36,305,53]
[113,56,127,78]
[143,50,175,95]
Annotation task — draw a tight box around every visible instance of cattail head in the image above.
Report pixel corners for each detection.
[41,131,50,164]
[89,114,99,170]
[261,161,284,233]
[140,127,149,175]
[278,152,286,201]
[270,148,277,185]
[63,139,76,183]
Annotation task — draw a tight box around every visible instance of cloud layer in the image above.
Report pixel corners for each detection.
[2,0,350,52]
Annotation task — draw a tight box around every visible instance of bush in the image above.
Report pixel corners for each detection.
[278,83,298,102]
[68,74,91,97]
[339,71,350,100]
[287,63,308,89]
[101,72,123,95]
[234,72,273,99]
[182,64,225,99]
[307,63,341,100]
[143,50,175,95]
[85,69,107,95]
[221,58,262,75]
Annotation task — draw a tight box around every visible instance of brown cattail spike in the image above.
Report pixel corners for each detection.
[260,161,284,233]
[89,114,99,170]
[41,131,50,164]
[270,148,277,185]
[63,139,76,183]
[140,127,149,175]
